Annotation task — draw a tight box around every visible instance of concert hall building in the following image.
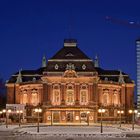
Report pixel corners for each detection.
[6,39,135,125]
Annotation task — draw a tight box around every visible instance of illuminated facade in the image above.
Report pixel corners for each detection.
[6,39,134,125]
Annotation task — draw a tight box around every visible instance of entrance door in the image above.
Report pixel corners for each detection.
[53,112,60,123]
[80,113,87,123]
[66,111,73,123]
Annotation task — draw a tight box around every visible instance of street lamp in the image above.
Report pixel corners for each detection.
[16,110,23,127]
[117,110,124,127]
[98,108,105,133]
[87,111,90,126]
[35,108,42,133]
[128,109,138,130]
[2,109,11,128]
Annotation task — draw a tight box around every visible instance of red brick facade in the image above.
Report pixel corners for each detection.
[6,39,135,125]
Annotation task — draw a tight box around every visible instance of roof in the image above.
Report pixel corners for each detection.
[45,61,95,72]
[50,47,90,60]
[8,69,45,83]
[95,67,133,83]
[7,39,134,84]
[50,40,90,60]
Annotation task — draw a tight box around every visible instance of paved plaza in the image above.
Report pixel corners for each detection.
[0,124,140,140]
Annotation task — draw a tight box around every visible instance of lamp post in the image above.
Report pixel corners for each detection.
[128,109,138,130]
[35,108,42,133]
[16,110,23,127]
[117,110,124,127]
[2,109,11,128]
[87,111,90,126]
[98,109,105,133]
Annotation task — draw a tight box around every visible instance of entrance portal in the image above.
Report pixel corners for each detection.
[53,112,60,123]
[66,111,73,122]
[80,112,88,123]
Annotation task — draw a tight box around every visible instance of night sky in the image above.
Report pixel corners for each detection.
[0,0,140,96]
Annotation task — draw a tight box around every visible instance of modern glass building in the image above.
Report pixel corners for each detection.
[136,39,140,114]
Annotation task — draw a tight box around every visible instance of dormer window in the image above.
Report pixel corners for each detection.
[105,77,108,81]
[82,64,86,70]
[55,64,59,70]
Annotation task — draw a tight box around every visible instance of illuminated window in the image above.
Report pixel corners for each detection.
[31,89,38,105]
[80,84,88,105]
[20,89,28,105]
[52,90,60,105]
[66,84,74,105]
[80,90,88,105]
[23,93,27,104]
[113,90,120,105]
[66,90,74,105]
[103,89,109,105]
[52,84,60,105]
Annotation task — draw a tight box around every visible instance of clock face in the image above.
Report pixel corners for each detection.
[82,64,86,70]
[55,64,59,70]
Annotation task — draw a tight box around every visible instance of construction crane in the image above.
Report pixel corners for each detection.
[105,16,140,28]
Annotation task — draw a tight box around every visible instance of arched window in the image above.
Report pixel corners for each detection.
[52,84,60,105]
[113,90,119,105]
[20,89,28,104]
[52,90,60,105]
[80,84,88,105]
[31,89,38,105]
[66,84,74,105]
[102,89,109,105]
[103,94,108,105]
[23,93,27,104]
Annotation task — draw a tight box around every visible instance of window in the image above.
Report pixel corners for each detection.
[53,112,60,123]
[80,90,88,105]
[113,90,120,105]
[52,90,60,105]
[113,94,117,105]
[52,84,60,105]
[103,94,108,105]
[66,111,73,122]
[102,89,109,105]
[66,90,74,105]
[66,84,74,105]
[80,84,88,105]
[23,93,27,104]
[31,89,38,105]
[20,89,28,105]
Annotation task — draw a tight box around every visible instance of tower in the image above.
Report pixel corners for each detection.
[136,39,140,114]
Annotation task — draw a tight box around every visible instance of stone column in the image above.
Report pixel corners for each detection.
[15,84,20,104]
[43,83,48,104]
[61,83,65,105]
[47,83,52,105]
[89,83,93,105]
[75,83,79,105]
[27,88,31,104]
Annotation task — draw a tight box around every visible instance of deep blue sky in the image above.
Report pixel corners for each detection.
[0,0,139,87]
